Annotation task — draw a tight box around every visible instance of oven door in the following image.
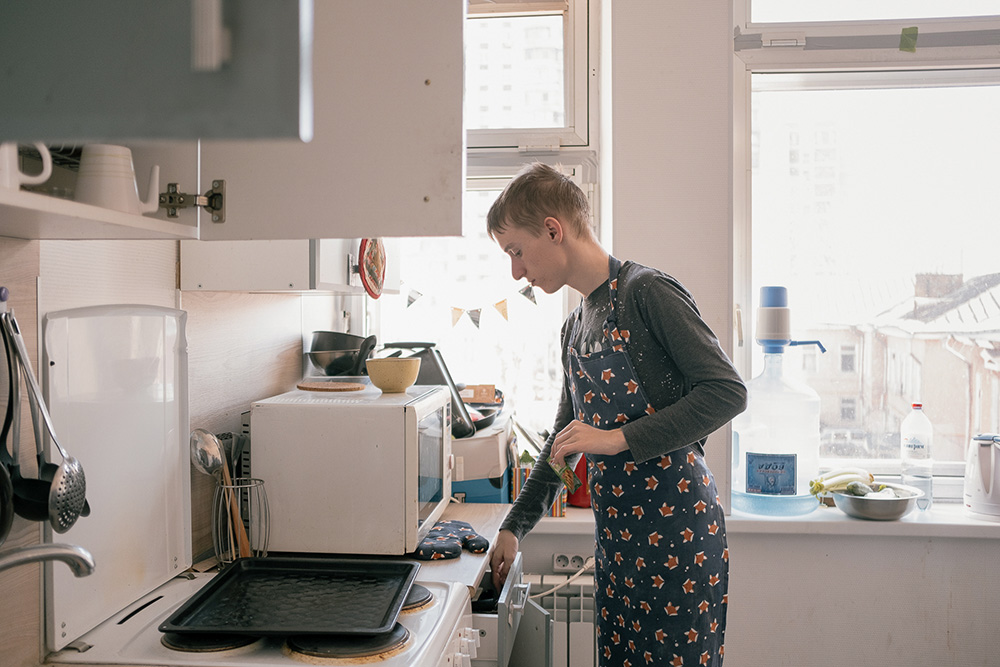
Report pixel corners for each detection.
[471,552,553,667]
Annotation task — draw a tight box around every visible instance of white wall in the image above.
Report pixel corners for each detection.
[606,2,998,665]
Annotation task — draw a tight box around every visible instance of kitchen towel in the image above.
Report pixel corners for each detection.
[411,520,489,560]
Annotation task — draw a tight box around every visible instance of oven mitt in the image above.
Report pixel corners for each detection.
[411,520,490,560]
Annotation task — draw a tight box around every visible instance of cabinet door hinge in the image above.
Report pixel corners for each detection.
[160,180,226,222]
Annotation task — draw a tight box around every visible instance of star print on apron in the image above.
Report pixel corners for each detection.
[565,257,728,667]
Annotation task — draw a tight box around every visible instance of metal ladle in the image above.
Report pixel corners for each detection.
[1,311,87,533]
[190,429,251,559]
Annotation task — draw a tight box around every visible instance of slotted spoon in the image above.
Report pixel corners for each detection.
[2,311,87,533]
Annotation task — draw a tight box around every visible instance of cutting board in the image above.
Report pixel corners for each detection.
[41,305,191,652]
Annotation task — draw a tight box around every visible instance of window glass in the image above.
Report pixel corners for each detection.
[750,75,1000,466]
[752,0,1000,23]
[378,187,566,434]
[465,14,565,130]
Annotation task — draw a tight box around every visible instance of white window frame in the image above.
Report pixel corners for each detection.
[732,2,1000,493]
[466,0,597,150]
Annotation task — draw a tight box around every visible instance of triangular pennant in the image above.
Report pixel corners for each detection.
[451,307,465,327]
[407,289,423,307]
[468,308,482,329]
[493,299,509,321]
[519,285,537,304]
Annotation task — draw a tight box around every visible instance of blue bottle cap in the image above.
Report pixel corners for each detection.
[760,286,787,308]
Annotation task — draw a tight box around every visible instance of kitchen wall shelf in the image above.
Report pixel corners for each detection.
[0,188,197,240]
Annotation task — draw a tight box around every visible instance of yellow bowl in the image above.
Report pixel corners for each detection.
[366,357,421,393]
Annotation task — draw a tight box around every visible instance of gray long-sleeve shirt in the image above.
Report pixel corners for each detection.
[500,260,747,540]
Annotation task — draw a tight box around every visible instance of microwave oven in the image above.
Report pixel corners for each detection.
[248,384,452,555]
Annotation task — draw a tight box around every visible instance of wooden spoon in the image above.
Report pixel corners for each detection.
[219,456,251,558]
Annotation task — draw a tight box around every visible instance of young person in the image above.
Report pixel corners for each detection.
[486,163,746,666]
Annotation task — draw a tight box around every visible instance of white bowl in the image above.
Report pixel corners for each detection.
[832,482,923,521]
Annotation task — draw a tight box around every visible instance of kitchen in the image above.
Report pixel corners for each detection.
[2,2,1000,667]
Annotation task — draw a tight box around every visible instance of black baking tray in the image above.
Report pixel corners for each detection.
[158,557,419,636]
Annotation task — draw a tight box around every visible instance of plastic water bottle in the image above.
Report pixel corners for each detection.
[900,403,933,511]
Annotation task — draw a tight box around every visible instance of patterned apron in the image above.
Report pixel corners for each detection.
[565,257,728,667]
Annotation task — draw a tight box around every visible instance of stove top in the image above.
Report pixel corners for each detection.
[47,572,473,667]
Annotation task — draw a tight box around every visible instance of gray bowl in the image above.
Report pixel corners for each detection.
[308,349,360,375]
[832,482,923,521]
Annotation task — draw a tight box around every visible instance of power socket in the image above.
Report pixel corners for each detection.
[552,552,591,572]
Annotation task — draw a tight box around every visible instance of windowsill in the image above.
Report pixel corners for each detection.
[536,503,1000,540]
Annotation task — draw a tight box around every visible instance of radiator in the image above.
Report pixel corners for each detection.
[525,574,597,667]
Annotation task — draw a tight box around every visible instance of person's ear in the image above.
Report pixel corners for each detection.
[542,216,564,242]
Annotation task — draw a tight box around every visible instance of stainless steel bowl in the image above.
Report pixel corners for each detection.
[308,349,360,375]
[832,482,923,521]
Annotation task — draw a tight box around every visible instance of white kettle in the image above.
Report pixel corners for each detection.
[964,434,1000,518]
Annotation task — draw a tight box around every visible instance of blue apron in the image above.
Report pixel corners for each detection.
[565,257,728,666]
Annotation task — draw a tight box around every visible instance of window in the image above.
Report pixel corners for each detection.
[465,0,594,149]
[840,345,856,373]
[735,3,1000,489]
[377,181,570,434]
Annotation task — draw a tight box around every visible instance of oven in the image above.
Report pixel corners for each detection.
[47,570,479,667]
[36,307,481,667]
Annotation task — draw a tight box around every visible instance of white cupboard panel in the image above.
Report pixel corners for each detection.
[198,0,465,240]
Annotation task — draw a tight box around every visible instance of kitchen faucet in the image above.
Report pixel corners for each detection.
[0,544,95,577]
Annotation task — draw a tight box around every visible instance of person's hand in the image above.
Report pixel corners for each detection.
[550,419,628,466]
[489,529,519,590]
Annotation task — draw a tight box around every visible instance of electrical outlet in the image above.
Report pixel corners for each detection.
[553,553,591,572]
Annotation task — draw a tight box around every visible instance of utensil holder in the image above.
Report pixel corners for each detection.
[212,477,269,565]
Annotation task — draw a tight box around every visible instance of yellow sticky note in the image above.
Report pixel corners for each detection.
[899,27,918,53]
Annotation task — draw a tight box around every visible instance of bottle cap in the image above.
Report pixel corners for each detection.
[912,402,922,409]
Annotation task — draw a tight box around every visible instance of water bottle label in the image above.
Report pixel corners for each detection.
[746,452,797,495]
[902,436,926,453]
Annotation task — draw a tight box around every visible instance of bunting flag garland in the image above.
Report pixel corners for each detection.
[519,285,537,304]
[398,280,538,330]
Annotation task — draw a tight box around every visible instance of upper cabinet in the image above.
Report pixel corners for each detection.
[193,0,465,240]
[0,0,465,241]
[0,0,310,143]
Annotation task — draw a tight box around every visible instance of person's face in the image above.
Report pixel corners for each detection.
[493,217,565,294]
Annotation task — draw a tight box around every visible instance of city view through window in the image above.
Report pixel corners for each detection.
[751,79,1000,465]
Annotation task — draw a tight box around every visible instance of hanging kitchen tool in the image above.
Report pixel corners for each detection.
[357,238,386,299]
[0,312,54,523]
[0,452,12,546]
[2,310,88,533]
[0,317,16,544]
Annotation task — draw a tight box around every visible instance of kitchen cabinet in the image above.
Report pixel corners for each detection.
[189,0,465,240]
[179,237,400,293]
[0,0,310,143]
[0,0,463,242]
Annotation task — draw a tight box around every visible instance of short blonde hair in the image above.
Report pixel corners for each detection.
[486,163,591,239]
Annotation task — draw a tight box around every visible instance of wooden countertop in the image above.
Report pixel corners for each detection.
[414,502,510,591]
